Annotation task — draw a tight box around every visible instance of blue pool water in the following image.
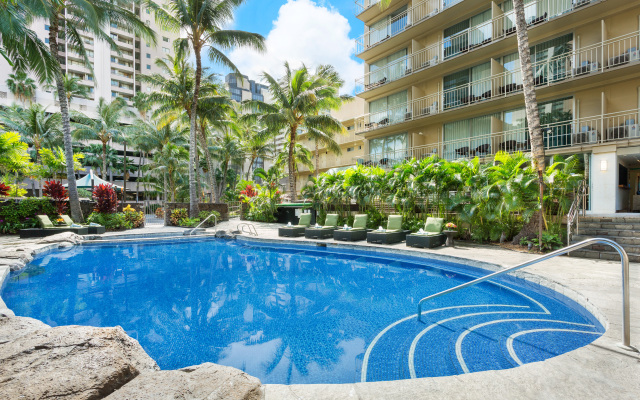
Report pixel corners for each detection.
[1,238,603,384]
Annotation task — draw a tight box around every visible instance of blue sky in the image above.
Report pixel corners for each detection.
[208,0,366,93]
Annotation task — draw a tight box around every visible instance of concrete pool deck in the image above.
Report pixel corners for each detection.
[0,220,638,399]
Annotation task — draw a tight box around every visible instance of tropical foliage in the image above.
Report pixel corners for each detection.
[303,152,584,244]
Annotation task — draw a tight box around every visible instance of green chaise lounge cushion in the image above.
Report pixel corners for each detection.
[424,217,444,236]
[37,215,55,229]
[323,214,338,228]
[61,215,74,227]
[385,215,403,232]
[296,213,312,228]
[351,214,367,230]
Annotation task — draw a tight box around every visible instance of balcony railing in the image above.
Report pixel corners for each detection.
[355,0,600,86]
[355,108,640,167]
[355,0,381,15]
[356,0,464,54]
[355,31,640,133]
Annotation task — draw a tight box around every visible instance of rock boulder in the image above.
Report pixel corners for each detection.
[0,316,49,344]
[36,232,84,245]
[106,362,262,400]
[0,325,158,400]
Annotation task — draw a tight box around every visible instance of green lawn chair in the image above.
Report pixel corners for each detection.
[305,213,339,239]
[20,215,89,238]
[367,215,411,244]
[334,214,370,241]
[406,217,446,248]
[61,215,106,234]
[279,213,312,237]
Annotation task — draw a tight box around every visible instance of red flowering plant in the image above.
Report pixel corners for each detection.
[0,182,10,197]
[239,184,257,203]
[92,184,118,214]
[42,180,69,215]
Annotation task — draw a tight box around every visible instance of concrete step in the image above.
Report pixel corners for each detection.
[579,216,640,223]
[580,222,640,231]
[569,248,640,263]
[573,235,640,246]
[578,228,640,238]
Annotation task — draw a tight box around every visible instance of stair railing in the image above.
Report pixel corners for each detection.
[190,214,217,236]
[567,180,587,246]
[417,238,635,351]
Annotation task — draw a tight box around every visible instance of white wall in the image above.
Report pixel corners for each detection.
[589,150,618,214]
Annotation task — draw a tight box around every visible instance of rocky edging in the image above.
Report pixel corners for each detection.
[0,233,263,400]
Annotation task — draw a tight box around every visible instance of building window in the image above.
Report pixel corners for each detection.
[347,147,354,152]
[162,47,170,53]
[45,25,50,31]
[146,53,150,59]
[163,36,169,42]
[368,132,407,162]
[45,38,49,44]
[146,64,151,70]
[369,90,408,125]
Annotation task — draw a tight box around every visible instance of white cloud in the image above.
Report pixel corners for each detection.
[228,0,362,94]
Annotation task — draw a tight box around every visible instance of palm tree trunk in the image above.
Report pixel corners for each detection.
[314,139,319,178]
[219,160,229,201]
[102,141,108,180]
[188,47,202,218]
[198,127,217,203]
[136,151,142,202]
[195,150,201,202]
[514,0,545,249]
[246,156,255,180]
[163,171,168,226]
[49,12,82,222]
[288,125,297,201]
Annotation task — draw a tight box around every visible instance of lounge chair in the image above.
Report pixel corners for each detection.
[305,214,338,239]
[367,215,410,244]
[279,213,312,237]
[406,217,446,248]
[334,214,370,242]
[20,215,89,238]
[60,215,105,234]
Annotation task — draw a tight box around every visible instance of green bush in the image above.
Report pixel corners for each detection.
[197,210,221,227]
[530,232,563,251]
[86,212,132,231]
[0,198,58,234]
[170,208,188,226]
[122,205,144,229]
[178,217,200,227]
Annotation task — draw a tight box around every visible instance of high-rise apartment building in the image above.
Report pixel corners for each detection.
[351,0,640,214]
[225,73,272,103]
[0,2,180,200]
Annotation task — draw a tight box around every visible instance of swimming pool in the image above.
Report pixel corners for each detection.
[1,238,604,384]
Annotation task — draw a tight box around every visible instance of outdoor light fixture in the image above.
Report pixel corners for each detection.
[600,160,608,171]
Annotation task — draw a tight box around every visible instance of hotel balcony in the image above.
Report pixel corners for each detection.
[356,108,640,168]
[354,31,640,134]
[355,0,607,94]
[355,0,602,60]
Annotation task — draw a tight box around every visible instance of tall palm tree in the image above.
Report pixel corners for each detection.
[211,130,244,200]
[140,53,230,203]
[149,0,265,217]
[250,63,345,200]
[23,0,155,221]
[73,97,133,180]
[132,92,152,122]
[513,0,544,247]
[6,71,36,105]
[45,75,90,104]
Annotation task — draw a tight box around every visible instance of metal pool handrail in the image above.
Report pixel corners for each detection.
[417,238,635,350]
[190,214,217,235]
[237,222,258,236]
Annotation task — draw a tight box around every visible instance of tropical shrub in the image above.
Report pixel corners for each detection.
[86,212,131,231]
[178,217,200,227]
[170,208,188,226]
[530,232,563,251]
[155,207,164,219]
[0,175,27,197]
[77,188,93,198]
[122,205,144,229]
[197,210,220,227]
[0,182,9,197]
[92,184,118,214]
[0,198,58,234]
[42,180,68,215]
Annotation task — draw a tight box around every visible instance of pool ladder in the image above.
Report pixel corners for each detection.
[417,238,636,352]
[189,214,217,236]
[237,223,258,236]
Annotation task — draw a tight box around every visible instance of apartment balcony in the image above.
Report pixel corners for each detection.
[354,31,640,134]
[355,0,601,60]
[356,108,640,168]
[111,49,134,61]
[298,153,359,172]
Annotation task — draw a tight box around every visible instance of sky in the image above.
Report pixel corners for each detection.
[206,0,365,94]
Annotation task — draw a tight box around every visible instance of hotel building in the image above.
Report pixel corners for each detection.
[351,0,640,214]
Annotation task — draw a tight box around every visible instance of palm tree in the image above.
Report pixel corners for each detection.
[24,0,155,221]
[250,63,346,200]
[6,71,36,105]
[132,92,152,122]
[149,0,265,217]
[140,53,230,203]
[513,0,544,247]
[45,75,90,104]
[73,97,132,180]
[211,130,244,200]
[275,140,314,193]
[0,104,63,195]
[0,2,58,83]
